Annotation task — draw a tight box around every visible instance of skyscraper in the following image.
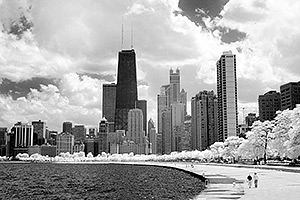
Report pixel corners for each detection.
[62,121,72,134]
[191,90,218,151]
[102,83,117,131]
[180,89,187,116]
[115,49,138,131]
[280,81,300,110]
[32,120,46,145]
[162,108,172,154]
[258,91,281,121]
[170,68,180,104]
[157,85,170,134]
[97,118,109,154]
[127,108,145,144]
[136,100,147,135]
[71,125,86,142]
[148,119,157,154]
[216,51,238,141]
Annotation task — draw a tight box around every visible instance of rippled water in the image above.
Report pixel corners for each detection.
[0,163,205,199]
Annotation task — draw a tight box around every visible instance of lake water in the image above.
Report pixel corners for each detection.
[0,163,205,199]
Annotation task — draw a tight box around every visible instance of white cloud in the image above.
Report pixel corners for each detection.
[1,0,300,130]
[0,84,101,131]
[0,31,74,81]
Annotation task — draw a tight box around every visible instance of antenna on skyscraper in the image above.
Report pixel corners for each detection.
[121,16,124,50]
[131,20,134,49]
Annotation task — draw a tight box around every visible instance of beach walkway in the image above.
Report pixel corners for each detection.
[136,162,300,200]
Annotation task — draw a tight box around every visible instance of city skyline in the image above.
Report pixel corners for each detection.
[1,0,300,131]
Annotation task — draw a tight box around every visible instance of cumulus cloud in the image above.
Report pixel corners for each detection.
[1,0,300,129]
[0,83,101,131]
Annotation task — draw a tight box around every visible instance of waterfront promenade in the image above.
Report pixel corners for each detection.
[135,162,300,200]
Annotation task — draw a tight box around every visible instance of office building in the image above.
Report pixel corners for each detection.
[162,108,172,154]
[88,127,97,138]
[191,90,218,151]
[72,125,86,142]
[180,89,187,116]
[127,108,145,144]
[258,91,281,121]
[216,51,238,141]
[62,121,72,134]
[102,83,117,131]
[182,119,192,151]
[169,68,180,104]
[280,81,300,110]
[245,113,257,127]
[32,120,46,145]
[84,137,95,156]
[97,118,109,154]
[136,100,147,135]
[148,119,156,154]
[56,132,74,155]
[11,122,33,148]
[115,49,138,131]
[157,85,169,134]
[0,127,7,156]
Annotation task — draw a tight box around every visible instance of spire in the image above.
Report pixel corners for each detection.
[121,16,124,50]
[131,20,134,49]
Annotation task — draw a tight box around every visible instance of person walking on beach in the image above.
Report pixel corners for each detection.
[253,172,258,188]
[246,174,252,188]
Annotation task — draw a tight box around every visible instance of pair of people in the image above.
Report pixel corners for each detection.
[246,172,258,188]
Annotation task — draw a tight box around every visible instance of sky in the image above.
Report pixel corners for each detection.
[0,0,300,132]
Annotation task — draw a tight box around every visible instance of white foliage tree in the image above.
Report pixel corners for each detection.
[270,109,293,158]
[222,136,245,162]
[209,142,224,161]
[285,106,300,159]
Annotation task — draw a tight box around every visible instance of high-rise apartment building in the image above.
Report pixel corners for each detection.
[191,90,218,151]
[62,121,72,134]
[216,51,238,141]
[115,49,138,131]
[102,83,116,131]
[32,120,46,145]
[280,81,300,110]
[258,91,281,121]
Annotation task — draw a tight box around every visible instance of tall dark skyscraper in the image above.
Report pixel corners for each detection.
[102,83,117,131]
[136,99,147,135]
[32,120,46,145]
[115,49,138,131]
